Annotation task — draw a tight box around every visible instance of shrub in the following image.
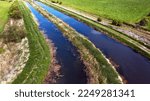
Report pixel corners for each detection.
[3,25,26,43]
[56,0,59,3]
[111,20,122,26]
[138,18,148,26]
[51,0,62,4]
[97,17,102,22]
[9,1,22,19]
[148,13,150,16]
[59,1,62,5]
[51,0,56,3]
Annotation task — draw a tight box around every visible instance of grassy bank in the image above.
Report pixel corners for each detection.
[0,1,11,33]
[47,0,150,23]
[31,2,122,84]
[13,0,51,84]
[40,0,150,59]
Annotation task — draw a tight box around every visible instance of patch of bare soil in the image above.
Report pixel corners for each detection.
[0,19,30,84]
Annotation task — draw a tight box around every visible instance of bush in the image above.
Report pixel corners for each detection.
[138,18,148,26]
[111,20,122,26]
[3,25,26,43]
[59,1,62,5]
[51,0,62,4]
[56,0,59,3]
[51,0,56,3]
[9,1,22,19]
[148,13,150,16]
[97,17,102,22]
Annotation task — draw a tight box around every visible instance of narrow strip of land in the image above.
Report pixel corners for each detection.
[13,0,51,84]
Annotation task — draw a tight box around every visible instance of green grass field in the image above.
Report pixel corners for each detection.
[54,0,150,23]
[0,1,11,33]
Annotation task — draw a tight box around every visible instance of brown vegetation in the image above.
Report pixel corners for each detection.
[0,19,29,84]
[9,0,22,19]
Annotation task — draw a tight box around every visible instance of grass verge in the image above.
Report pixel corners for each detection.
[12,0,51,84]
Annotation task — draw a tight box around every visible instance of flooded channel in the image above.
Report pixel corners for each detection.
[26,2,87,84]
[36,1,150,84]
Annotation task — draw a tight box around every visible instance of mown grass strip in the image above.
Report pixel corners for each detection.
[40,0,150,59]
[31,2,122,84]
[12,0,50,84]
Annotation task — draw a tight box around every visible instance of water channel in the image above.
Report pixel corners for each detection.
[35,1,150,84]
[26,2,87,84]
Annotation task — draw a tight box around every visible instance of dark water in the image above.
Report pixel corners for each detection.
[26,2,87,84]
[36,1,150,84]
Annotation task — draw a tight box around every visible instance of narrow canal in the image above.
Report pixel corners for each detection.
[26,2,87,84]
[35,1,150,84]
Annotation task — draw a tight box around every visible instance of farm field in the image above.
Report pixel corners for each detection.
[54,0,150,23]
[0,1,11,33]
